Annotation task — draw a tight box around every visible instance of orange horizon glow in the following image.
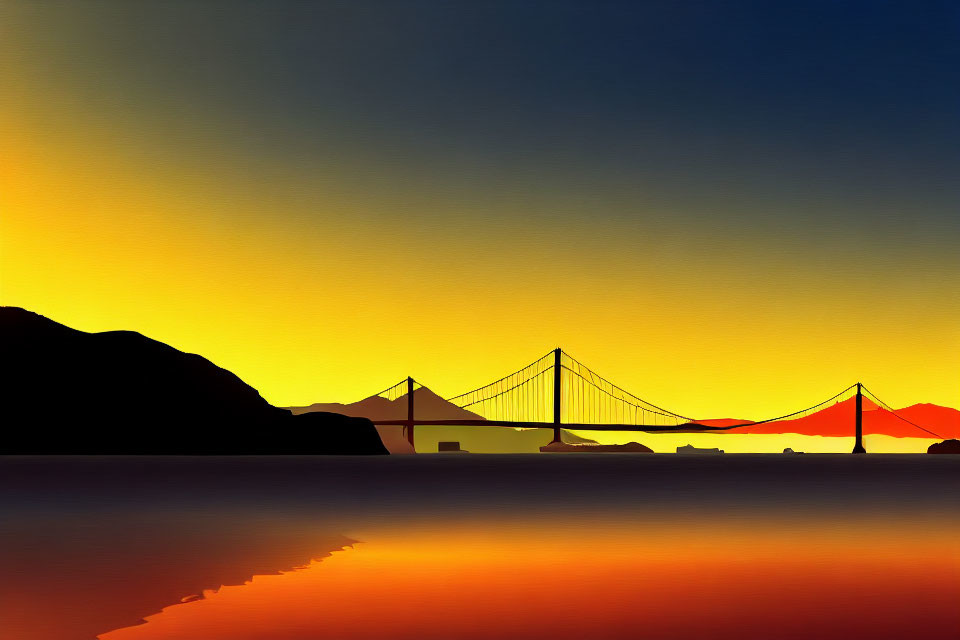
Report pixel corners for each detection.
[99,523,960,640]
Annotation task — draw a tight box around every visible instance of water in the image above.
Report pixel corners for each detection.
[403,426,940,453]
[2,455,958,639]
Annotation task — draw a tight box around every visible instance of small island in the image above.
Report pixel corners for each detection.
[676,444,724,454]
[928,439,960,454]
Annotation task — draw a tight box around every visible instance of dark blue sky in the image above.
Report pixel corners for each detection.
[33,0,960,229]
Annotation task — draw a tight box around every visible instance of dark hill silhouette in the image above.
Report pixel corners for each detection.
[0,307,387,454]
[927,439,960,454]
[696,396,959,439]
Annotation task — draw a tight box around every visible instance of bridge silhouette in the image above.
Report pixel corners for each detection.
[370,348,939,454]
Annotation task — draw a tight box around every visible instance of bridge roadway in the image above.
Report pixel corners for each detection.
[372,419,742,432]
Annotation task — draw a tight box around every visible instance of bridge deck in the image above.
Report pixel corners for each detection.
[372,419,743,432]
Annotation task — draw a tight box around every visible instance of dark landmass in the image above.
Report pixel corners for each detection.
[676,444,724,454]
[0,307,387,454]
[927,439,960,454]
[540,441,652,453]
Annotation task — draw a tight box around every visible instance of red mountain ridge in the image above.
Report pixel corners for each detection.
[696,396,959,439]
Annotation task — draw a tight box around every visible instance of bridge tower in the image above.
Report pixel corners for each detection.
[852,382,866,454]
[551,347,562,443]
[406,376,415,449]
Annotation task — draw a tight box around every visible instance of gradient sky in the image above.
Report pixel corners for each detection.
[1,1,958,416]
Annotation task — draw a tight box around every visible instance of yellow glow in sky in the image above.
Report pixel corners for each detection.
[2,14,957,419]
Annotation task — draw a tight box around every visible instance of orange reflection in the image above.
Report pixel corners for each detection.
[100,525,960,640]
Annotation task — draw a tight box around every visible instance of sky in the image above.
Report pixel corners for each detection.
[1,0,958,417]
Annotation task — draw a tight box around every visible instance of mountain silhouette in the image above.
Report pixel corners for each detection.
[697,396,959,439]
[0,307,387,454]
[289,388,598,453]
[927,439,960,454]
[289,386,485,421]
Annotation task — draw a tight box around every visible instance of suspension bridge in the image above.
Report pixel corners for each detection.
[369,348,941,454]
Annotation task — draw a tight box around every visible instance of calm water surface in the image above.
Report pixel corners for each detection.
[2,455,958,639]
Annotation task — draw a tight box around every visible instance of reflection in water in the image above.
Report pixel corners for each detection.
[2,456,958,640]
[0,512,353,640]
[100,524,959,640]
